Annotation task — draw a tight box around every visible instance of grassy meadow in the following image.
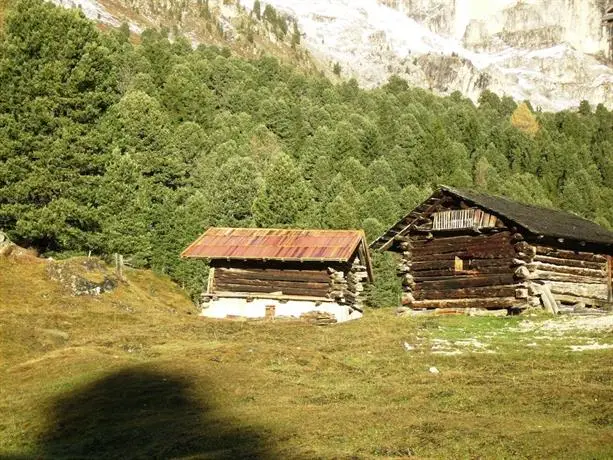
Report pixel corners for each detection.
[1,254,612,459]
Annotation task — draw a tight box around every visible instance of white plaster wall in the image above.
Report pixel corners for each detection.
[201,297,362,322]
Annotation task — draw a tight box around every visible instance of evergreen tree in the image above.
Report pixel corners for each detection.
[253,0,261,20]
[252,153,312,227]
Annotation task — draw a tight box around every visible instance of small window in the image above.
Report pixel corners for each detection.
[454,256,464,272]
[432,208,497,230]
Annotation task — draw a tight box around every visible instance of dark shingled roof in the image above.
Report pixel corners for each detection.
[441,186,613,245]
[372,186,613,250]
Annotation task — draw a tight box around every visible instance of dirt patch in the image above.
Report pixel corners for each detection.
[568,343,613,352]
[516,315,613,333]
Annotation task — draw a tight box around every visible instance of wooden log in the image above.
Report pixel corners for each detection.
[526,261,605,278]
[539,284,559,314]
[214,275,330,290]
[213,284,330,297]
[528,270,606,284]
[466,258,516,268]
[411,236,513,253]
[514,266,531,280]
[412,259,454,271]
[511,233,524,242]
[415,274,515,291]
[412,247,515,261]
[411,240,513,254]
[413,285,517,300]
[412,239,515,257]
[413,266,512,281]
[535,246,607,263]
[545,281,608,300]
[401,292,415,305]
[515,288,529,299]
[410,297,522,310]
[549,293,612,308]
[514,241,536,257]
[411,231,511,245]
[533,255,605,270]
[214,267,330,283]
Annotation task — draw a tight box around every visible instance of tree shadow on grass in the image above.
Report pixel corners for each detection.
[33,366,274,459]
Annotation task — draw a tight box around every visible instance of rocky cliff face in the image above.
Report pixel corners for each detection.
[242,0,613,110]
[52,0,613,111]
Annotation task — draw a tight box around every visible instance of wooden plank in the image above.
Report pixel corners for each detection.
[214,276,330,291]
[528,270,606,284]
[207,267,215,294]
[414,285,517,300]
[533,255,606,270]
[415,274,516,291]
[412,241,515,258]
[412,248,515,260]
[412,231,511,245]
[535,246,607,262]
[526,261,605,278]
[212,291,330,302]
[215,267,330,283]
[550,293,612,308]
[545,281,608,300]
[413,266,512,281]
[412,237,511,252]
[213,283,329,297]
[410,297,522,310]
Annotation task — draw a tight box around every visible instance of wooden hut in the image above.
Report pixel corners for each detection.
[371,186,613,313]
[181,228,373,322]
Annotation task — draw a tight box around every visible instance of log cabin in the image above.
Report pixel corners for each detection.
[181,228,373,322]
[371,186,613,313]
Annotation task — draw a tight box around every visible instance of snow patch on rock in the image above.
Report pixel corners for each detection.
[239,0,613,110]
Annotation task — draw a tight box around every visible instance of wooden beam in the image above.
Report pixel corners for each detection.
[214,278,330,291]
[410,297,522,309]
[213,283,330,297]
[526,261,605,278]
[214,267,330,283]
[206,267,215,294]
[535,246,607,263]
[528,270,607,284]
[211,291,331,302]
[414,285,517,300]
[415,274,516,291]
[532,255,606,270]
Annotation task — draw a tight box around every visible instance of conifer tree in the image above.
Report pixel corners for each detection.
[252,153,312,227]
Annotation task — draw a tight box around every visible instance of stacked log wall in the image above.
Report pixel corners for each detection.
[211,256,369,310]
[213,266,332,297]
[400,231,527,310]
[514,243,611,309]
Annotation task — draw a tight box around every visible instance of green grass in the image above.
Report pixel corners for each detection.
[1,255,612,459]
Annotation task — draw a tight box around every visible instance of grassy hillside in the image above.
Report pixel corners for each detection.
[1,252,612,459]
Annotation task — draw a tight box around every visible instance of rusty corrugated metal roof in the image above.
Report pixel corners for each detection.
[181,228,369,263]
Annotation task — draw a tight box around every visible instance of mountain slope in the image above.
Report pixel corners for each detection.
[240,0,613,111]
[51,0,319,72]
[53,0,613,110]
